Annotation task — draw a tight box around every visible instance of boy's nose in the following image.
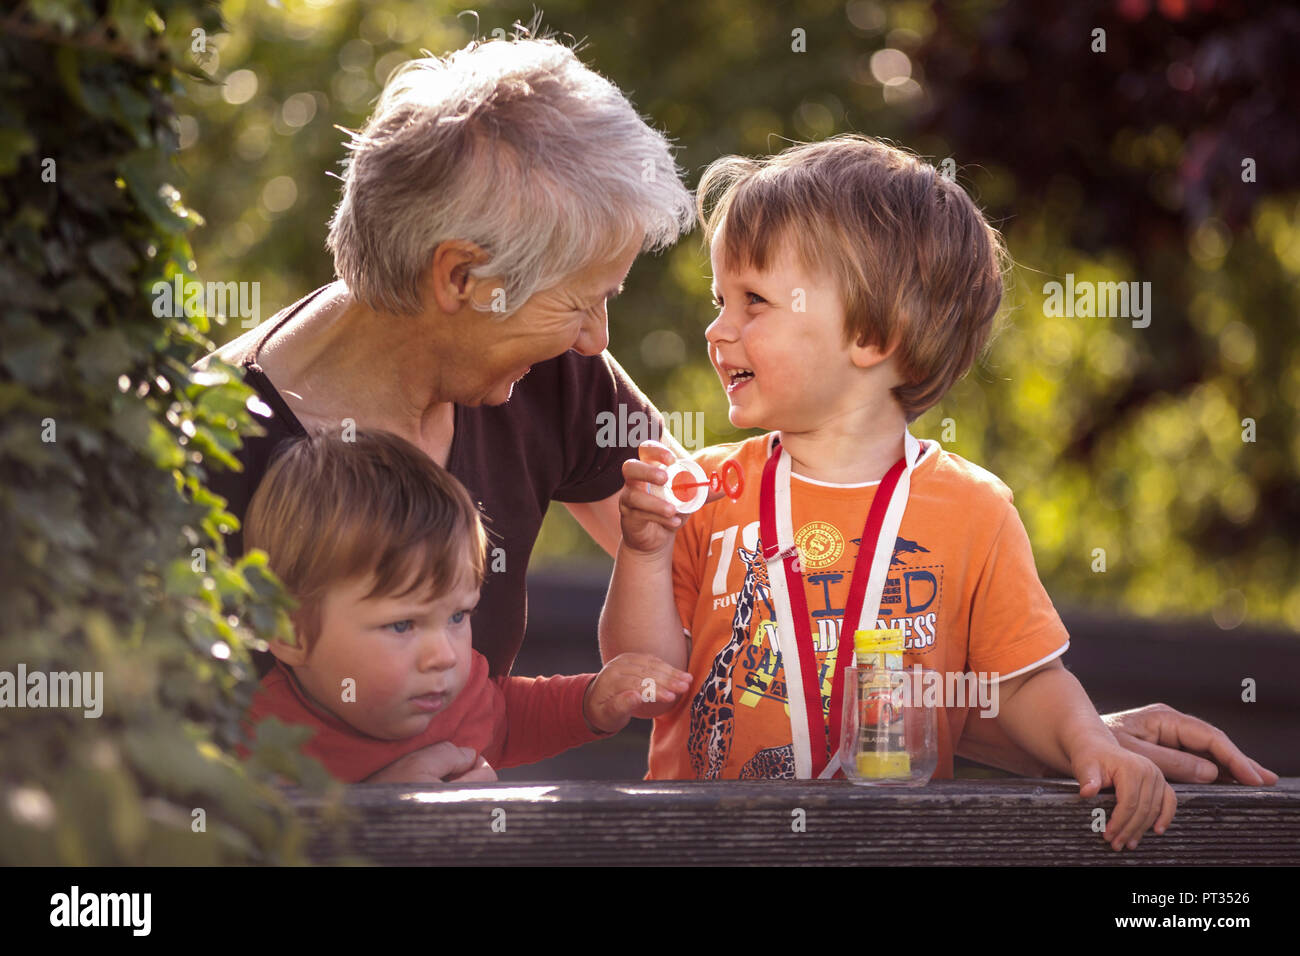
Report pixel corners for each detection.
[704,312,734,344]
[418,631,458,671]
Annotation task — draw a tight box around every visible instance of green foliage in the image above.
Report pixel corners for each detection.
[177,0,1299,631]
[0,0,338,863]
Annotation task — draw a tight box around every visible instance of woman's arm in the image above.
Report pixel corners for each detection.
[957,699,1278,785]
[563,492,625,558]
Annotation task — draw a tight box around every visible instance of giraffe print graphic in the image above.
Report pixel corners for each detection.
[686,538,798,779]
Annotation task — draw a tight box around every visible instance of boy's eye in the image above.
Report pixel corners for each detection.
[745,291,766,306]
[450,608,475,625]
[385,619,416,635]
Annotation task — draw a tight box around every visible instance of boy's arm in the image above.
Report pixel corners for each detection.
[597,440,698,671]
[599,543,687,670]
[955,712,1050,777]
[989,659,1115,775]
[494,673,604,769]
[994,659,1177,850]
[494,654,691,768]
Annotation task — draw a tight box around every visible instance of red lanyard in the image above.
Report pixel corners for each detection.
[758,437,909,777]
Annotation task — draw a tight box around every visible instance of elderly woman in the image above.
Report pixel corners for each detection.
[202,35,1275,787]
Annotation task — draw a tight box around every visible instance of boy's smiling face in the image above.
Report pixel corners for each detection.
[271,567,481,741]
[706,227,870,433]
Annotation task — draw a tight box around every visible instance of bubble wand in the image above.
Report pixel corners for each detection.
[649,458,746,514]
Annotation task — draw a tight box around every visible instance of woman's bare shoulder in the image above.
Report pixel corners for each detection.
[194,282,345,372]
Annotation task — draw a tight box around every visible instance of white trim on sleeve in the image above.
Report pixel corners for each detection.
[977,641,1070,683]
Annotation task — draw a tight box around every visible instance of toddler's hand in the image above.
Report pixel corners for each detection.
[445,754,498,784]
[1073,742,1176,851]
[585,653,694,732]
[619,440,690,556]
[365,742,492,784]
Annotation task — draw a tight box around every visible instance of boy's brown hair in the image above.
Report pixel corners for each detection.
[697,134,1007,421]
[243,429,487,652]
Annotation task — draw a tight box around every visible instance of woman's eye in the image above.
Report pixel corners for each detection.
[385,619,415,635]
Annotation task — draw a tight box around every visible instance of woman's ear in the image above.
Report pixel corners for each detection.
[428,239,491,314]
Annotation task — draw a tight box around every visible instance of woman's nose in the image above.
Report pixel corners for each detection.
[573,305,610,356]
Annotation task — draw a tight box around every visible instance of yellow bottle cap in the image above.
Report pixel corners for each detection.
[856,752,912,779]
[854,628,903,655]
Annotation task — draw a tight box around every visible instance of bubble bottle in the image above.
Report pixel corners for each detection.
[842,628,939,785]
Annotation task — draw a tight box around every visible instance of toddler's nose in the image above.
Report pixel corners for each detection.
[418,631,458,671]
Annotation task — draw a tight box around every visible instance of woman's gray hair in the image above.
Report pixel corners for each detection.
[326,35,696,316]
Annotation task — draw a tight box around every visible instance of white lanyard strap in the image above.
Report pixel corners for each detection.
[765,430,921,779]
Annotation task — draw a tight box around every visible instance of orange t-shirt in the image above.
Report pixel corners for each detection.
[648,433,1070,780]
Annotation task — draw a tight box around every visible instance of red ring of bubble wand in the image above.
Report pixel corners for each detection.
[654,458,746,514]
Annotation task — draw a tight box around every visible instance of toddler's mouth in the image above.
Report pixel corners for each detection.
[410,692,448,714]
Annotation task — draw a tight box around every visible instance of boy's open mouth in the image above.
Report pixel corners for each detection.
[727,368,754,393]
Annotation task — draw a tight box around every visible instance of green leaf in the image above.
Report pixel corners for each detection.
[118,150,201,235]
[73,328,134,388]
[29,0,84,34]
[0,128,36,176]
[87,239,139,294]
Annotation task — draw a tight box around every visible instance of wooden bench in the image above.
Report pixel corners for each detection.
[290,776,1299,866]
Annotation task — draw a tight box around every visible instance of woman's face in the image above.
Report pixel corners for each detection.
[442,238,642,406]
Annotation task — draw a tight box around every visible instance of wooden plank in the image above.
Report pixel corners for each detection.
[289,777,1300,866]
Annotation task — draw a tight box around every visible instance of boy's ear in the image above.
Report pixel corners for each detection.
[849,337,897,372]
[268,624,310,668]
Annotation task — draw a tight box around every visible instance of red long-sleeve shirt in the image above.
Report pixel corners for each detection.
[245,652,602,782]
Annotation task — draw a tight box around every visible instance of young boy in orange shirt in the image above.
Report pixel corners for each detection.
[599,135,1175,851]
[243,429,690,783]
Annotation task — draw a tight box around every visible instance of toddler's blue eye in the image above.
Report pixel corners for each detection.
[385,620,415,635]
[451,608,477,625]
[746,292,766,305]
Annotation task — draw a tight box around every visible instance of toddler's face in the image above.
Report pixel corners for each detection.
[278,570,480,741]
[705,230,862,433]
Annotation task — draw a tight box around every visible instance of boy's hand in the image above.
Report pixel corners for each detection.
[620,440,709,556]
[364,743,495,784]
[445,754,498,784]
[1071,736,1177,851]
[584,653,694,733]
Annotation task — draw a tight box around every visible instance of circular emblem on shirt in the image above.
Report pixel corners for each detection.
[795,521,844,570]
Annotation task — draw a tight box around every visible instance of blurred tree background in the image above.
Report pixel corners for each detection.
[180,0,1299,632]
